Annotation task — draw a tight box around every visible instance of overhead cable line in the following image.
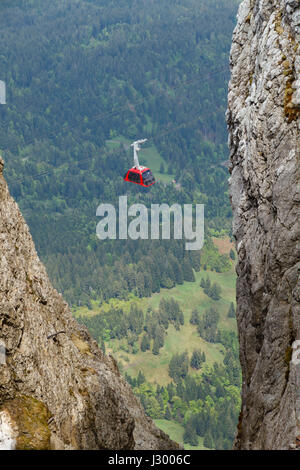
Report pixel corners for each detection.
[6,66,229,185]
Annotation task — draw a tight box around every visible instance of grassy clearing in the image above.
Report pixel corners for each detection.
[74,266,237,385]
[105,135,131,150]
[112,268,236,384]
[212,237,235,255]
[105,135,174,183]
[154,419,209,450]
[141,144,174,183]
[118,322,226,385]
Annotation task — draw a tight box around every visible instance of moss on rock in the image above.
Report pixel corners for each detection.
[284,77,300,122]
[71,333,92,355]
[0,395,51,450]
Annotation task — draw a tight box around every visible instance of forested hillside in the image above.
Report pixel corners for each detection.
[0,0,241,450]
[0,0,238,305]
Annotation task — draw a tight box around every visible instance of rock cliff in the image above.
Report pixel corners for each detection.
[227,0,300,450]
[0,157,179,450]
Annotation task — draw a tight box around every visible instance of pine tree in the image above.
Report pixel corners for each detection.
[152,336,161,355]
[167,383,176,402]
[168,352,189,382]
[169,256,183,285]
[137,370,146,386]
[165,406,172,420]
[210,282,221,301]
[190,349,203,369]
[176,379,185,398]
[203,431,214,449]
[183,424,199,446]
[135,271,145,297]
[190,309,200,325]
[141,333,151,352]
[155,324,165,348]
[227,302,236,318]
[182,258,195,282]
[190,252,201,272]
[205,275,211,289]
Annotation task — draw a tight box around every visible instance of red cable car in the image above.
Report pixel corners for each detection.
[123,166,155,187]
[123,139,155,187]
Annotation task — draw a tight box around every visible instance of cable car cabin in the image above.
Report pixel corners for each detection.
[123,166,155,187]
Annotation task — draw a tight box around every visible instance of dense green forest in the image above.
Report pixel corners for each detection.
[0,0,238,305]
[0,0,241,449]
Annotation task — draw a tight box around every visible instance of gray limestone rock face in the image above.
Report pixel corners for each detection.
[227,0,300,450]
[0,157,180,450]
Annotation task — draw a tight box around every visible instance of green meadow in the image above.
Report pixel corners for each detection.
[154,419,209,450]
[74,267,237,385]
[105,135,174,183]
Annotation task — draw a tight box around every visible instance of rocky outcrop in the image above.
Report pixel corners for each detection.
[0,157,179,450]
[227,0,300,450]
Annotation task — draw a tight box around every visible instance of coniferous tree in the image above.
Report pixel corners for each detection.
[227,302,236,318]
[205,276,211,288]
[155,324,165,348]
[176,379,185,398]
[182,258,195,282]
[197,307,220,343]
[168,352,189,382]
[209,282,222,301]
[140,333,151,352]
[170,257,183,285]
[190,349,204,369]
[165,406,172,420]
[137,370,146,386]
[167,383,176,402]
[190,309,200,325]
[152,336,160,355]
[190,252,201,272]
[203,431,214,449]
[183,423,199,446]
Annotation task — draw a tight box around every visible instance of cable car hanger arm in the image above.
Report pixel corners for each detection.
[130,138,148,168]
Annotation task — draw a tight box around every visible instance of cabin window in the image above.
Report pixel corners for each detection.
[128,172,136,181]
[143,170,155,185]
